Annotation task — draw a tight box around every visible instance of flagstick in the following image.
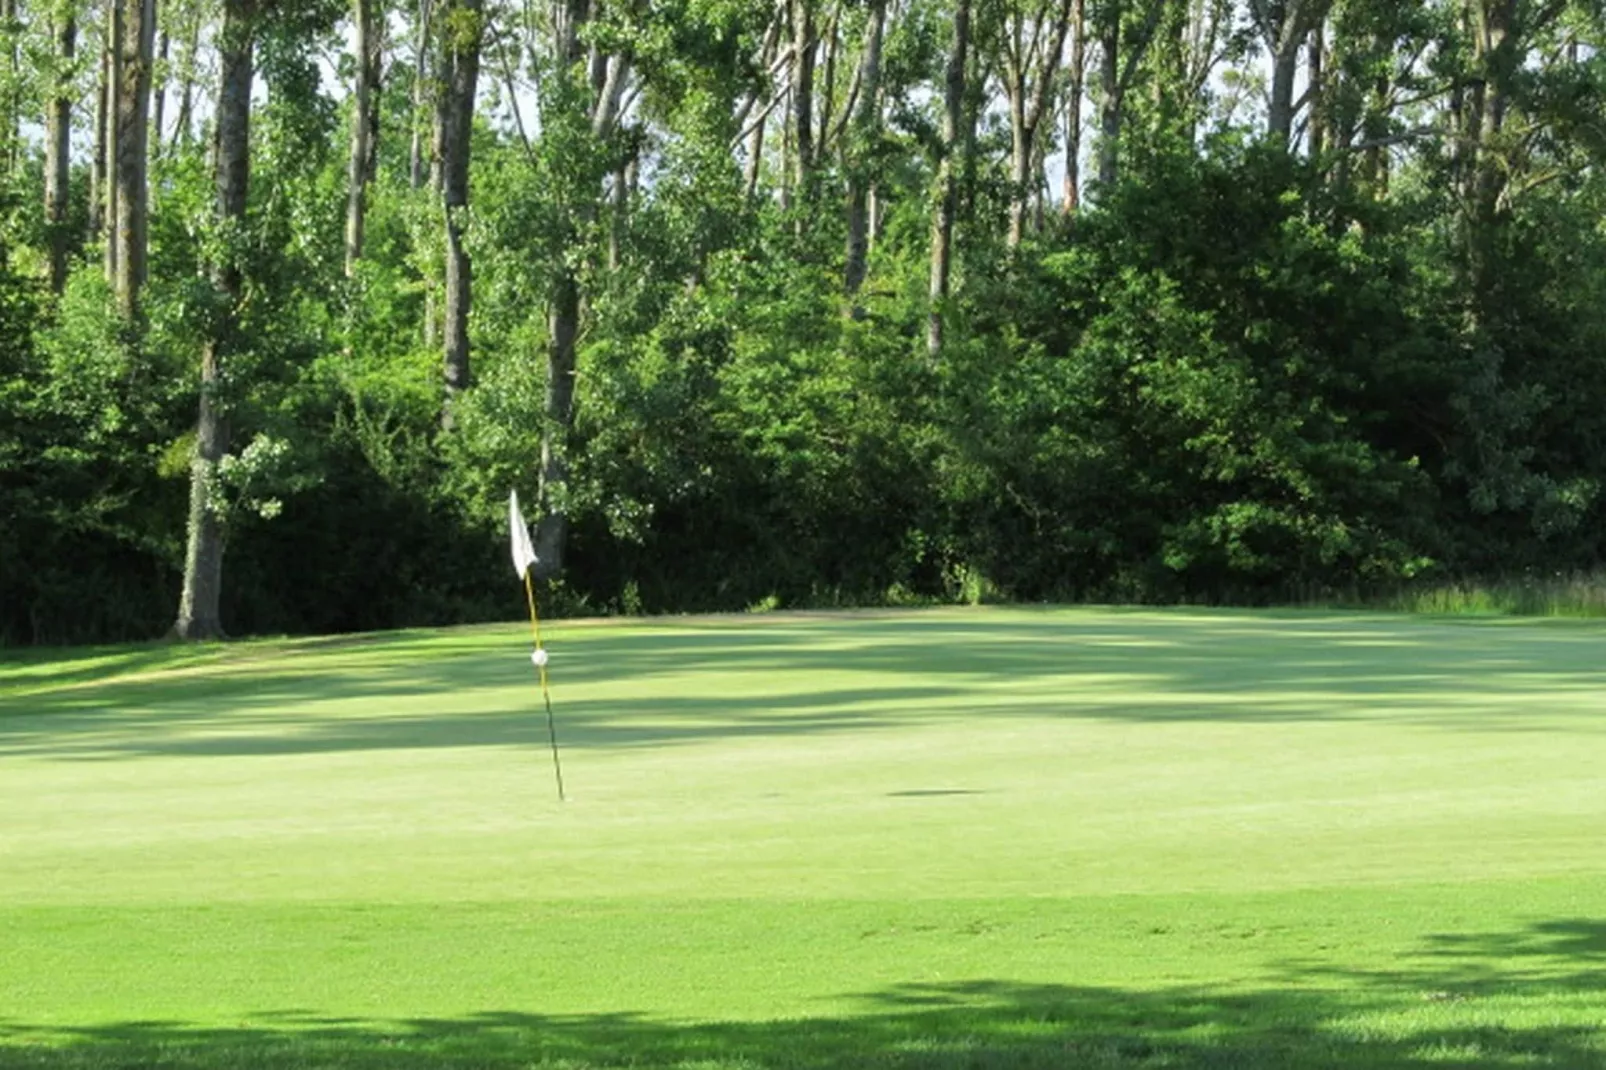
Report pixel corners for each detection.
[524,570,567,802]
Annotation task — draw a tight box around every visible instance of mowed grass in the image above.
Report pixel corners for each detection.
[1,606,1604,1068]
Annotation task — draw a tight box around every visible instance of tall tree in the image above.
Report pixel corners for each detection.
[436,0,482,413]
[151,28,166,150]
[1060,0,1085,216]
[170,0,201,148]
[410,0,430,186]
[344,0,382,272]
[927,0,970,359]
[529,0,631,576]
[843,0,885,296]
[1,0,20,178]
[789,0,815,216]
[45,2,75,293]
[111,0,155,319]
[999,0,1074,246]
[174,0,254,641]
[1249,0,1332,145]
[99,5,115,267]
[1092,0,1162,189]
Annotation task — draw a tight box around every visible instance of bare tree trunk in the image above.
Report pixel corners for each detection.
[421,0,446,350]
[174,0,254,642]
[409,0,433,189]
[113,0,156,320]
[533,0,632,580]
[1465,0,1514,305]
[2,0,17,178]
[816,7,836,159]
[1251,0,1330,146]
[1033,138,1048,231]
[1097,13,1119,188]
[532,0,592,579]
[345,0,382,274]
[437,0,482,417]
[927,0,969,360]
[1094,0,1163,192]
[102,5,118,277]
[843,0,885,297]
[1005,0,1073,248]
[152,30,168,155]
[1306,17,1324,156]
[174,9,199,148]
[1061,0,1083,216]
[90,28,106,241]
[46,13,75,294]
[779,88,793,209]
[744,108,765,198]
[1007,75,1029,245]
[1267,43,1297,144]
[790,0,814,217]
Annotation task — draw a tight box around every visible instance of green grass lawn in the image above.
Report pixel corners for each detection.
[2,607,1604,1068]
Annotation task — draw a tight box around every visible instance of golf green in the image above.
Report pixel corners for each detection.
[2,608,1604,1067]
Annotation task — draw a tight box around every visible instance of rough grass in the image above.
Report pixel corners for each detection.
[2,607,1605,1068]
[1377,571,1606,618]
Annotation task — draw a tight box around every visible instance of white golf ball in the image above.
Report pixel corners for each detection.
[531,648,549,667]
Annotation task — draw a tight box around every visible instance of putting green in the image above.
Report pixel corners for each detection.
[3,607,1605,1067]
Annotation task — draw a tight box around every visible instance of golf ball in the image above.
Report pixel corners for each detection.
[531,648,549,667]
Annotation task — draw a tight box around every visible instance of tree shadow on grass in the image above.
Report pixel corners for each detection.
[0,984,1600,1068]
[3,920,1605,1068]
[4,610,1606,761]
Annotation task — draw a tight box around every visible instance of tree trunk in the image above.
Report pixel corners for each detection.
[345,0,382,274]
[1007,81,1030,247]
[1003,0,1073,246]
[45,14,75,294]
[174,10,200,148]
[113,0,155,320]
[1253,0,1329,147]
[927,0,969,360]
[1465,0,1515,306]
[101,7,118,276]
[1061,0,1083,216]
[1097,13,1119,189]
[2,0,17,178]
[174,0,254,643]
[843,0,885,297]
[1267,49,1296,144]
[90,29,106,241]
[779,87,793,209]
[533,270,579,578]
[1306,18,1324,156]
[790,0,814,217]
[409,0,432,189]
[744,108,764,198]
[152,30,168,155]
[815,8,836,159]
[437,0,482,416]
[531,0,629,579]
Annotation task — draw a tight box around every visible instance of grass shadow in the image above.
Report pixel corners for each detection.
[5,609,1606,762]
[3,962,1604,1068]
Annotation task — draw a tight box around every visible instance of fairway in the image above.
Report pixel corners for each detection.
[2,607,1605,1067]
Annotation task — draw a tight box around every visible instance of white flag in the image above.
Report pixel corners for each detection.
[509,489,539,580]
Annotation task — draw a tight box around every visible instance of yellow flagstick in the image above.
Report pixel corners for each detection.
[524,569,566,802]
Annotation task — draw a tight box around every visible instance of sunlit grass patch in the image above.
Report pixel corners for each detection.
[3,607,1605,1067]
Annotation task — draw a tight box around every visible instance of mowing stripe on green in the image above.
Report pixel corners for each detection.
[3,608,1605,1067]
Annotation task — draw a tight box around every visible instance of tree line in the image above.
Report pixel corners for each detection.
[3,0,1605,644]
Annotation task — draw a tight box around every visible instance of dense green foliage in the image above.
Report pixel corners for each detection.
[5,0,1606,642]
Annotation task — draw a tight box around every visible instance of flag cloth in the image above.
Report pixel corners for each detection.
[509,489,539,580]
